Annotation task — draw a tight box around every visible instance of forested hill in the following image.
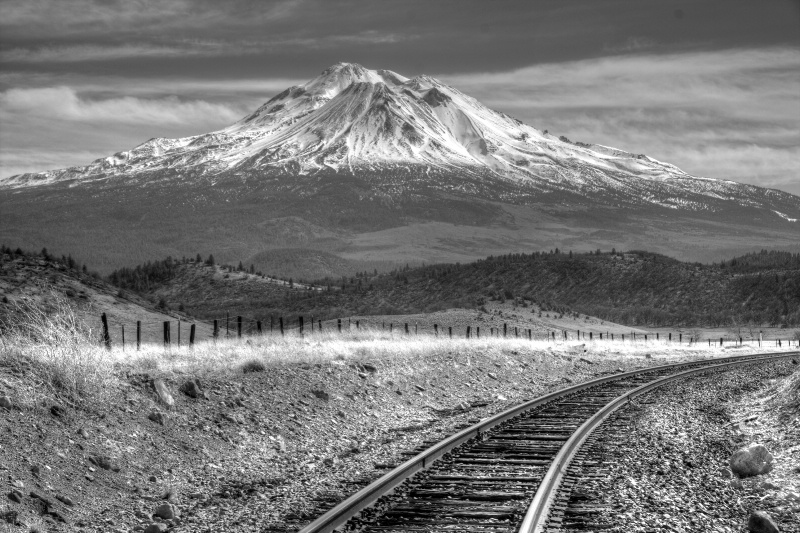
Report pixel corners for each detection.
[106,249,800,328]
[370,249,799,327]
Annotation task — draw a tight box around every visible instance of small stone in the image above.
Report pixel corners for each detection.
[7,490,22,503]
[357,372,368,379]
[731,478,744,489]
[311,390,330,402]
[31,464,40,476]
[11,480,23,489]
[77,428,89,438]
[362,363,377,373]
[144,524,167,533]
[747,510,779,533]
[55,494,74,506]
[154,502,176,519]
[487,372,498,380]
[90,455,121,472]
[148,411,165,425]
[272,435,286,453]
[50,405,66,417]
[719,467,733,479]
[179,379,203,399]
[149,475,157,482]
[761,481,780,491]
[414,384,426,392]
[0,395,12,409]
[151,379,175,409]
[730,443,774,478]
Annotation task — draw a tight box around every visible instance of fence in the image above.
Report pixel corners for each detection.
[97,313,797,352]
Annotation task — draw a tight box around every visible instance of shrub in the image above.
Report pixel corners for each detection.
[240,359,266,373]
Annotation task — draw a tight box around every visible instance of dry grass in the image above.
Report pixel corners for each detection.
[2,297,796,405]
[0,293,113,404]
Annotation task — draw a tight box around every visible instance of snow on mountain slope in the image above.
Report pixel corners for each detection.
[2,62,799,219]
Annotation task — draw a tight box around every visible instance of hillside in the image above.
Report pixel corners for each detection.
[1,64,798,275]
[0,246,213,343]
[109,249,800,328]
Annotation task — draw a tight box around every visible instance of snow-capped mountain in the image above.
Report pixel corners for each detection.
[1,63,798,274]
[3,62,794,211]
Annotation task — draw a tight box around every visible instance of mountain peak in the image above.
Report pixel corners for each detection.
[2,63,799,229]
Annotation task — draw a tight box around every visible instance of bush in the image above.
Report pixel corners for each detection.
[240,359,266,373]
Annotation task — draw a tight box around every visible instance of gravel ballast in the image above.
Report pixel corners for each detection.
[556,359,800,533]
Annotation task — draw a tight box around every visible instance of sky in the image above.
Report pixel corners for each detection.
[1,0,799,195]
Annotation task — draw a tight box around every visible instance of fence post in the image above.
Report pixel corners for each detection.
[270,316,274,333]
[622,333,625,342]
[100,313,111,350]
[121,325,125,351]
[434,324,438,337]
[669,333,672,342]
[189,324,196,348]
[338,318,342,333]
[213,319,219,340]
[611,333,614,341]
[311,317,314,333]
[405,323,409,334]
[299,316,304,335]
[356,320,359,330]
[415,323,418,335]
[318,319,322,331]
[679,333,682,343]
[163,321,170,347]
[528,329,532,340]
[389,323,393,333]
[466,326,471,339]
[515,327,518,338]
[177,319,181,347]
[590,332,593,341]
[136,320,141,351]
[257,320,262,335]
[226,312,229,336]
[448,327,452,339]
[476,326,480,338]
[720,337,723,347]
[503,323,507,337]
[644,334,647,342]
[656,333,659,341]
[280,317,284,336]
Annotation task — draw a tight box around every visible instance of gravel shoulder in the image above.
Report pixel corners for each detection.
[557,358,800,533]
[0,339,716,533]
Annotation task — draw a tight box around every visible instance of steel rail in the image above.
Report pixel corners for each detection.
[518,350,799,533]
[297,351,797,533]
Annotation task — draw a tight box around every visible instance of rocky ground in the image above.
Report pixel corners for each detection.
[559,358,800,533]
[0,337,681,533]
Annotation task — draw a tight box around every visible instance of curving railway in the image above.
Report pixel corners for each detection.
[298,351,799,533]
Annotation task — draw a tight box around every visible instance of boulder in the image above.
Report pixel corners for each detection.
[747,510,779,533]
[730,443,774,478]
[151,379,175,409]
[148,411,166,425]
[154,502,176,519]
[0,395,12,410]
[179,379,203,399]
[144,524,167,533]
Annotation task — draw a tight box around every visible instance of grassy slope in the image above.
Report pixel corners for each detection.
[0,252,214,343]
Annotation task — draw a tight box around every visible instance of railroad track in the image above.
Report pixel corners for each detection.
[298,351,799,533]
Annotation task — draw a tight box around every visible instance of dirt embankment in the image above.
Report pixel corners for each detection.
[0,340,671,533]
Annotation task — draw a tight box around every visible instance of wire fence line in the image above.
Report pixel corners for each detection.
[97,312,797,352]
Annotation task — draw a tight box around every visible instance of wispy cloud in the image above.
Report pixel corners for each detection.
[439,47,800,194]
[0,86,243,125]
